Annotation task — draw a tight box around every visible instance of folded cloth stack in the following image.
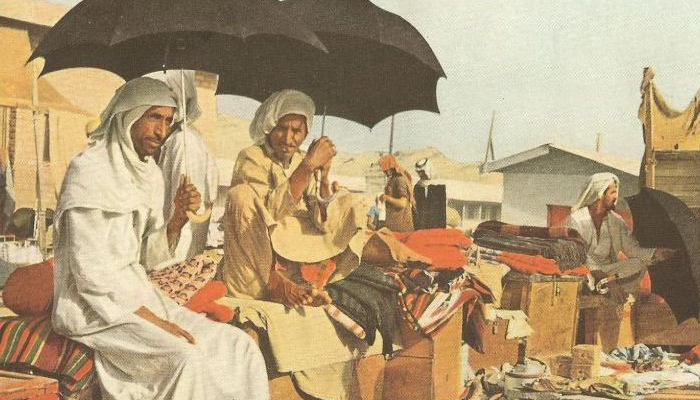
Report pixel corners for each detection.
[473,247,590,277]
[473,220,588,271]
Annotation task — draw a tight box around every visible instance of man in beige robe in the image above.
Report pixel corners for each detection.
[222,90,369,306]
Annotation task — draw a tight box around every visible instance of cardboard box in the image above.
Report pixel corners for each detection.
[572,344,601,366]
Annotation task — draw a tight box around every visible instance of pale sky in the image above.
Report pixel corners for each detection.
[47,0,700,162]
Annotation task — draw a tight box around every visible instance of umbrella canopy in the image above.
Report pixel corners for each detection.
[216,0,446,128]
[29,0,326,80]
[626,187,700,323]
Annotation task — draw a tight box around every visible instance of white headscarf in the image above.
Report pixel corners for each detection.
[144,70,201,124]
[249,89,315,144]
[571,172,620,212]
[415,157,433,180]
[55,78,177,234]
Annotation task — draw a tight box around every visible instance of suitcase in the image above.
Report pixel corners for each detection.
[500,273,581,357]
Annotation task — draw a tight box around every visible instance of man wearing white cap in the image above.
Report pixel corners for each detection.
[222,89,368,307]
[566,172,675,297]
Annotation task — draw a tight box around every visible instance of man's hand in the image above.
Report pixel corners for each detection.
[267,269,332,308]
[652,248,677,264]
[135,306,195,344]
[174,175,202,218]
[303,137,336,171]
[167,176,202,247]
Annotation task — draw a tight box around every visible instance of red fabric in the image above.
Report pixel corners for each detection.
[496,252,561,275]
[2,258,54,316]
[184,281,234,323]
[563,266,591,276]
[300,259,337,290]
[682,345,700,364]
[392,229,471,269]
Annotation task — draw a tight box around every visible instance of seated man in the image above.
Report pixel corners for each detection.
[52,77,269,400]
[222,89,369,307]
[566,172,675,298]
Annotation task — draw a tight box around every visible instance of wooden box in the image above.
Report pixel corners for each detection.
[500,274,581,357]
[383,306,463,400]
[467,315,519,370]
[0,370,58,400]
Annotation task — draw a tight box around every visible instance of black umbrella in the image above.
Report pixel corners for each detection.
[626,187,700,323]
[215,0,446,128]
[28,0,327,79]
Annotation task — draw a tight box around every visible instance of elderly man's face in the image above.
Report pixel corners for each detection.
[267,114,307,162]
[130,106,175,160]
[602,181,618,211]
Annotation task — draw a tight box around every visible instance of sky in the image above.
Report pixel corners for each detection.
[46,0,700,163]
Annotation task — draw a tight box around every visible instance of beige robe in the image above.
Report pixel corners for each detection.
[222,142,368,299]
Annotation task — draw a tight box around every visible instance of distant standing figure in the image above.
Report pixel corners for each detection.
[379,154,414,232]
[413,157,446,229]
[366,193,386,230]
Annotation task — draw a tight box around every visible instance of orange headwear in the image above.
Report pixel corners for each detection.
[378,154,415,208]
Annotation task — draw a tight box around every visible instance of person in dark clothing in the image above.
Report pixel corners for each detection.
[413,157,446,229]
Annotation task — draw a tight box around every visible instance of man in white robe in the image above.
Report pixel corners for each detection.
[566,172,674,297]
[147,70,219,262]
[51,77,269,400]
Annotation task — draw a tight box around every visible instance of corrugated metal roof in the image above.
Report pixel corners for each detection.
[482,143,639,176]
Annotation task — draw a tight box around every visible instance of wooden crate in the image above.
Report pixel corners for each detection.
[0,370,58,400]
[642,150,700,215]
[500,274,581,358]
[383,306,463,400]
[467,316,519,370]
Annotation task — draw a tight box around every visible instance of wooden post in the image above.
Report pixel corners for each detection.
[644,82,656,188]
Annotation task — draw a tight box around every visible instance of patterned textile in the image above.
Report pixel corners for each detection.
[474,247,590,277]
[147,253,217,305]
[387,268,493,335]
[473,221,587,269]
[325,265,401,355]
[0,315,95,397]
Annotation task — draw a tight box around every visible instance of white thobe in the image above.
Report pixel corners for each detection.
[159,128,219,262]
[566,207,655,292]
[52,206,269,400]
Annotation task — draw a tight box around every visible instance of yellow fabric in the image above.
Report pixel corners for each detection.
[218,296,388,372]
[639,68,700,150]
[223,143,369,299]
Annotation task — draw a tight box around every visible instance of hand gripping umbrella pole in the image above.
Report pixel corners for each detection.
[315,105,338,204]
[179,69,212,223]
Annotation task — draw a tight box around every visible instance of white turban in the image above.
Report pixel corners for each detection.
[249,90,315,144]
[571,172,620,212]
[56,78,177,235]
[415,157,433,180]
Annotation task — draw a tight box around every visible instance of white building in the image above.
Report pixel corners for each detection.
[482,143,639,227]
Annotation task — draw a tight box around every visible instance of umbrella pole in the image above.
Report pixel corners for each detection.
[31,61,47,259]
[179,69,211,223]
[389,114,395,154]
[315,104,337,204]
